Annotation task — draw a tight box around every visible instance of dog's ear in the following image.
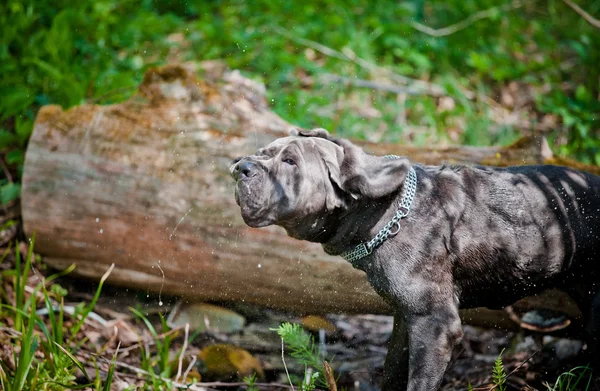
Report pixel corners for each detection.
[290,127,337,141]
[336,139,411,199]
[296,127,410,199]
[312,141,346,211]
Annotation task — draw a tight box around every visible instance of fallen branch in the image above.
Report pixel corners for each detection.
[319,73,443,96]
[410,0,535,37]
[271,25,447,97]
[562,0,600,29]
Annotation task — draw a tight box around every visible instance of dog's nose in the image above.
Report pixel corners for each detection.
[232,159,257,180]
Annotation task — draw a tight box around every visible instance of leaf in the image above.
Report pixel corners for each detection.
[0,130,18,150]
[1,183,20,206]
[6,149,24,166]
[575,85,592,103]
[466,52,491,73]
[199,344,263,379]
[30,58,64,81]
[0,88,34,120]
[14,117,33,147]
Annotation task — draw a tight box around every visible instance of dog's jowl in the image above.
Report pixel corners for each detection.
[230,128,600,391]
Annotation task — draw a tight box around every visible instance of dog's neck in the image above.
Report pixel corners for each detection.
[277,196,393,253]
[278,182,411,264]
[320,195,398,257]
[279,211,340,243]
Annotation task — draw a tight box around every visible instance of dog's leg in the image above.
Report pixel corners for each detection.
[586,287,600,369]
[405,305,463,391]
[382,312,409,391]
[569,284,600,369]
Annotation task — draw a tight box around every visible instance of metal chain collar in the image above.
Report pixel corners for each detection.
[341,162,417,265]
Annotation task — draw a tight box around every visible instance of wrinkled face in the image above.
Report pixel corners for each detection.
[230,136,344,228]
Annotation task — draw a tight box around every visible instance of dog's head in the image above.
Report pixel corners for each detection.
[230,128,410,239]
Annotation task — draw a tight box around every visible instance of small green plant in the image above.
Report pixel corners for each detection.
[543,366,593,391]
[492,349,507,391]
[130,307,175,390]
[0,237,121,390]
[0,304,39,391]
[243,372,260,391]
[272,322,338,391]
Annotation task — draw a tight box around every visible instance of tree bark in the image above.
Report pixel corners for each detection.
[21,64,595,334]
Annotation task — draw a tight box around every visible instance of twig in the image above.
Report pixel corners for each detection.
[280,336,295,391]
[0,326,22,337]
[79,350,209,390]
[174,322,190,383]
[181,355,197,384]
[117,325,184,353]
[101,262,115,283]
[319,73,443,96]
[87,86,137,104]
[172,381,295,388]
[0,157,13,183]
[410,0,535,37]
[81,349,294,389]
[271,25,446,96]
[562,0,600,29]
[35,305,108,327]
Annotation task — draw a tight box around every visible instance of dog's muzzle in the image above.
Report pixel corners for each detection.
[231,158,259,181]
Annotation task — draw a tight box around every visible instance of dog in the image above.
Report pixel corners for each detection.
[230,128,600,390]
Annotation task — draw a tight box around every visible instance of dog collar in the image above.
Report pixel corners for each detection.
[341,164,417,265]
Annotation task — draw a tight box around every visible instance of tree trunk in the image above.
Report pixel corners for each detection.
[21,64,595,334]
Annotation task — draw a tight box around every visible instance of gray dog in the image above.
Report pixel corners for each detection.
[230,128,600,390]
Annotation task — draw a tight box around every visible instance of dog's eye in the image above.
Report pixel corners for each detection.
[283,158,296,166]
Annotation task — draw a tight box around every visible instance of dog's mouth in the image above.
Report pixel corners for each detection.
[234,176,275,228]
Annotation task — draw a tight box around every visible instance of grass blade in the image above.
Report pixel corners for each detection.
[103,343,120,391]
[0,242,11,265]
[53,341,92,383]
[12,303,39,390]
[68,263,114,343]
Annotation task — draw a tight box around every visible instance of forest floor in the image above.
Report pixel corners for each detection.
[1,210,599,391]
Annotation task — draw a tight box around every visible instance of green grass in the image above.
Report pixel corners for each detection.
[544,366,594,391]
[1,0,599,208]
[130,307,174,390]
[0,238,186,390]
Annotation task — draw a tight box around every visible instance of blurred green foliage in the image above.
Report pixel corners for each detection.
[1,0,599,204]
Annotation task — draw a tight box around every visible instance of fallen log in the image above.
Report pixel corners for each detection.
[22,64,597,334]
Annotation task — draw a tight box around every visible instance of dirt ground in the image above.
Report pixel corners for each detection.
[59,276,600,391]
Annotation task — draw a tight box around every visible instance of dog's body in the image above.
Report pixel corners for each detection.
[230,128,600,391]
